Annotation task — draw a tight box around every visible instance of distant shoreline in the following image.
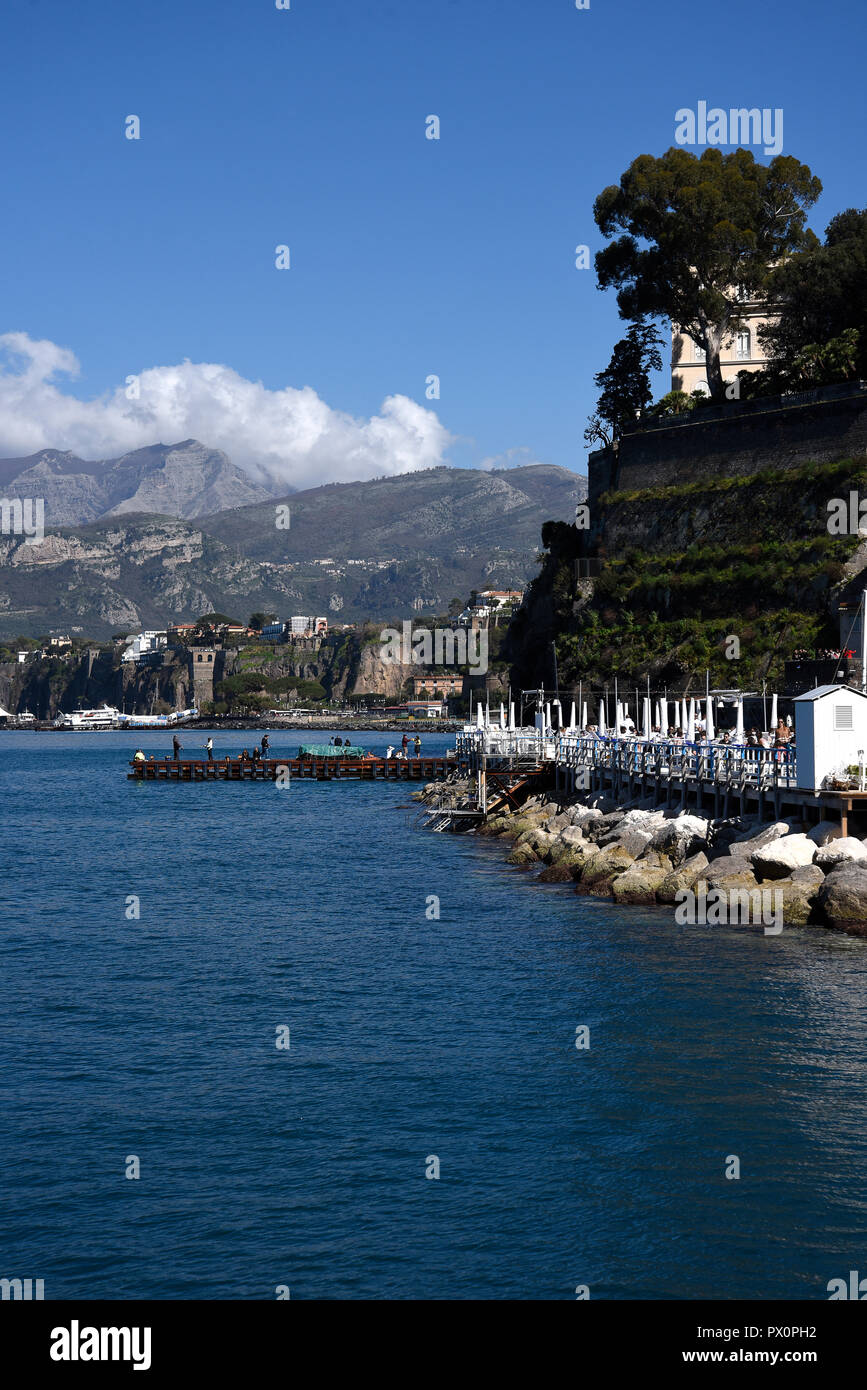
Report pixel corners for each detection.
[1,718,464,735]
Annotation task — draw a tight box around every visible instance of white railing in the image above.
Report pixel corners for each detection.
[556,733,797,789]
[456,729,556,761]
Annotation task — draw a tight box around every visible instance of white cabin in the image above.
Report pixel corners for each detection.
[793,684,867,790]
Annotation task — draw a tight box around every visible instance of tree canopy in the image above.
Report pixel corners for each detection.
[585,322,664,446]
[759,207,867,386]
[593,147,822,400]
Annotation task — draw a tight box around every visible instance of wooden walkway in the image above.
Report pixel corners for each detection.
[128,755,452,782]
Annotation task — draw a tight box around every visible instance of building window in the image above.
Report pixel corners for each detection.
[692,341,706,362]
[736,329,751,360]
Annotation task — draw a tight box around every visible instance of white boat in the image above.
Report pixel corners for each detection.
[115,706,198,729]
[53,704,121,730]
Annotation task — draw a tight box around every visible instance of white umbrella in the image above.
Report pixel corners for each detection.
[569,701,576,730]
[499,702,506,729]
[508,701,515,730]
[545,702,552,731]
[581,702,588,731]
[686,700,696,742]
[770,693,778,733]
[735,697,744,742]
[598,701,606,736]
[705,695,715,742]
[660,698,668,732]
[476,702,484,728]
[642,697,651,739]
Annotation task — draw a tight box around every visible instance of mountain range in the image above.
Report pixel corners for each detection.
[0,445,586,638]
[0,439,274,525]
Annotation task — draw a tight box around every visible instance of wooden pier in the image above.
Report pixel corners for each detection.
[128,755,453,782]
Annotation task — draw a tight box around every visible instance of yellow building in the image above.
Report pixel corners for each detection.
[671,292,775,396]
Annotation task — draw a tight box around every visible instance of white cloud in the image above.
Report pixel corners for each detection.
[478,446,546,471]
[0,332,453,490]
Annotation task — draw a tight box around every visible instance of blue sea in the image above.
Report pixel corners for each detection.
[2,729,866,1300]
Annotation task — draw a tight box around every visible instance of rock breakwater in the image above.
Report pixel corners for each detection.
[414,780,867,937]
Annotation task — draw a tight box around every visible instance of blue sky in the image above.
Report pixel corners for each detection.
[0,0,863,488]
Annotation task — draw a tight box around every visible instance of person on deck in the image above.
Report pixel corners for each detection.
[133,748,145,762]
[205,737,213,760]
[401,733,409,755]
[172,734,181,758]
[261,734,270,755]
[414,735,421,758]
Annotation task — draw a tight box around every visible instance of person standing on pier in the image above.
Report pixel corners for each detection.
[261,734,270,756]
[414,735,421,758]
[205,736,213,760]
[172,734,181,759]
[401,733,409,756]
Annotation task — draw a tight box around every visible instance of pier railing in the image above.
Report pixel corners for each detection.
[556,733,797,789]
[456,730,556,762]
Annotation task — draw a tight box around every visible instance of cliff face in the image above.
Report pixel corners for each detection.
[0,630,425,717]
[0,649,196,719]
[506,453,867,695]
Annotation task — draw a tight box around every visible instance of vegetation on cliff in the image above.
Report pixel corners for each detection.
[506,455,866,695]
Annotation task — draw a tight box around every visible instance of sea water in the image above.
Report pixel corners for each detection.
[1,730,866,1299]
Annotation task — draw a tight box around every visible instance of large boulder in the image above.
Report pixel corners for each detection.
[657,851,710,904]
[702,858,761,893]
[551,838,600,878]
[649,813,710,865]
[817,864,867,934]
[731,822,792,857]
[516,826,559,861]
[555,825,589,849]
[597,827,652,857]
[751,833,816,879]
[577,843,637,895]
[775,865,825,926]
[814,837,867,870]
[566,805,604,831]
[635,848,674,871]
[708,818,754,853]
[506,843,539,868]
[536,862,577,883]
[807,820,844,847]
[619,808,667,831]
[611,863,669,905]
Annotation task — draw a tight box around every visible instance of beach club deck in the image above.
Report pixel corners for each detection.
[455,727,867,833]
